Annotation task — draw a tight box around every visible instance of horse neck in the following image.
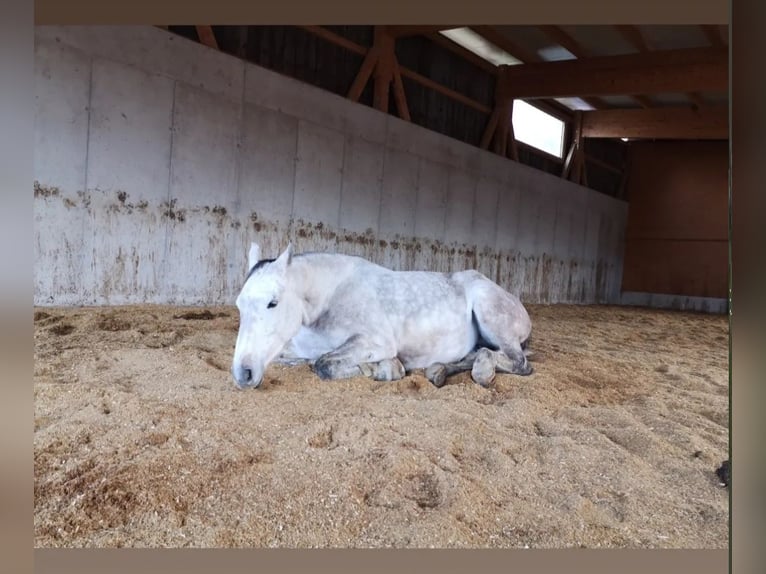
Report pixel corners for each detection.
[287,254,357,324]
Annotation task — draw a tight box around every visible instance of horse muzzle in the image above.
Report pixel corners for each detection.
[231,362,264,389]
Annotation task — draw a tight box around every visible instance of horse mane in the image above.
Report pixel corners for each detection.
[245,258,275,282]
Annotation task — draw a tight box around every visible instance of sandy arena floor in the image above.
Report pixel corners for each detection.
[33,304,730,548]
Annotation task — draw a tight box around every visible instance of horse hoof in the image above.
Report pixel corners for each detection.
[312,359,335,380]
[425,364,447,388]
[473,374,495,387]
[359,362,376,378]
[471,348,496,386]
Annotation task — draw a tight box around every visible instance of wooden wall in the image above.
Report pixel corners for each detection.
[621,140,728,298]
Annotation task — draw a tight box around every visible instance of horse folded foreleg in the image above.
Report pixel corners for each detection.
[312,335,403,382]
[359,358,406,381]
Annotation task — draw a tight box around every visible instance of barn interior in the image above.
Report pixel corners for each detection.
[34,24,729,312]
[33,24,730,550]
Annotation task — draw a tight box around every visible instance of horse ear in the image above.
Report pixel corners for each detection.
[248,242,261,271]
[274,243,293,269]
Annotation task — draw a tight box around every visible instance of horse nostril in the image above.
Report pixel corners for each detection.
[242,368,252,382]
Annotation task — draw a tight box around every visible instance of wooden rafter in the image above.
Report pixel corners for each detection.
[347,47,380,102]
[613,25,649,52]
[299,25,491,116]
[580,105,728,140]
[299,25,365,56]
[470,26,539,65]
[480,66,519,161]
[195,25,218,50]
[425,31,498,75]
[388,25,459,38]
[346,26,412,120]
[497,47,727,99]
[399,68,492,114]
[391,58,411,122]
[469,25,603,111]
[613,25,709,109]
[372,27,394,113]
[538,25,648,109]
[562,110,587,185]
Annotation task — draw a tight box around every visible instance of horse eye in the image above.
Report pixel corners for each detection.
[267,300,278,309]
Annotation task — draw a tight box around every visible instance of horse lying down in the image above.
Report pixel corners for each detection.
[231,242,533,389]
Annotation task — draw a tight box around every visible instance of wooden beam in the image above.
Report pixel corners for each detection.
[613,25,708,108]
[581,105,728,139]
[538,25,646,109]
[470,25,604,110]
[571,111,586,184]
[498,47,728,98]
[562,111,583,179]
[195,26,218,50]
[480,107,501,149]
[388,25,459,38]
[470,25,540,65]
[299,25,492,115]
[613,25,649,53]
[507,99,519,162]
[372,27,394,113]
[391,57,411,122]
[537,26,588,59]
[561,142,576,178]
[425,31,498,75]
[398,67,492,114]
[298,25,366,56]
[347,47,379,102]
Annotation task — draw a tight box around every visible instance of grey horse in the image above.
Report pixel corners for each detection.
[231,243,533,389]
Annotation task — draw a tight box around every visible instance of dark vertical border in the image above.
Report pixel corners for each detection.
[25,1,743,574]
[731,0,765,573]
[1,0,33,573]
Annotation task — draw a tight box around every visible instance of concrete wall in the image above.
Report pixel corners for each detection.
[33,26,629,307]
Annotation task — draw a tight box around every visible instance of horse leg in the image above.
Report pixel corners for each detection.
[273,355,312,367]
[471,293,533,376]
[312,334,401,381]
[272,339,313,366]
[359,358,406,382]
[470,347,498,387]
[424,350,480,387]
[488,348,524,375]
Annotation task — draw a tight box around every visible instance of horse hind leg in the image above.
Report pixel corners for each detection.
[425,350,480,387]
[471,291,533,376]
[470,347,498,387]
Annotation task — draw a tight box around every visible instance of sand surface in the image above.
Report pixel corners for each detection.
[33,304,729,548]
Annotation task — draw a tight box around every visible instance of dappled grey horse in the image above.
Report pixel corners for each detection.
[231,243,533,389]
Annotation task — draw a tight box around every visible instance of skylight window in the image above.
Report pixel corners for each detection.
[438,28,567,158]
[512,100,566,159]
[439,28,523,66]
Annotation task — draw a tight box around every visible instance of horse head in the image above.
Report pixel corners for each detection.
[231,242,302,388]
